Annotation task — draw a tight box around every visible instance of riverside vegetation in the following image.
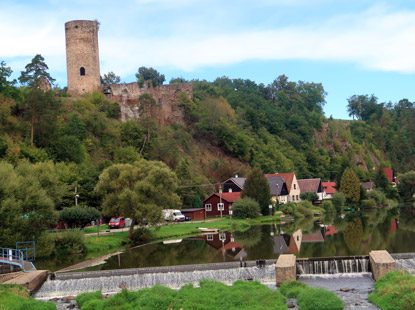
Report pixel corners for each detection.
[1,58,415,266]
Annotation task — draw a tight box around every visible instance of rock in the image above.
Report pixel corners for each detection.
[287,301,296,308]
[340,287,351,292]
[48,298,59,301]
[105,294,111,299]
[61,296,76,302]
[67,304,76,309]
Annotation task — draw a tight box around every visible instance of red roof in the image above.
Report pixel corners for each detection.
[322,181,336,194]
[325,225,338,236]
[265,173,295,194]
[205,192,241,203]
[383,168,394,183]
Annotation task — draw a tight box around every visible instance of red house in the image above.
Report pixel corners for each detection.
[203,192,241,217]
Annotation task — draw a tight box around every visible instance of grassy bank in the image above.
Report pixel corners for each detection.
[0,284,55,310]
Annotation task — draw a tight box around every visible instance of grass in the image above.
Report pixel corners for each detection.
[76,280,287,310]
[0,284,56,310]
[368,270,415,310]
[279,280,344,310]
[84,231,129,259]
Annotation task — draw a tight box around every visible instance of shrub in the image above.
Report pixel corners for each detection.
[76,290,103,307]
[59,206,101,229]
[300,192,319,202]
[295,201,314,218]
[131,227,153,245]
[368,271,415,310]
[281,202,296,216]
[297,287,344,310]
[232,197,261,219]
[279,280,307,297]
[366,189,386,205]
[321,200,335,213]
[54,230,85,254]
[36,232,56,257]
[332,192,346,212]
[361,198,376,208]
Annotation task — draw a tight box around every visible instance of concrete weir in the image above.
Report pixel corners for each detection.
[275,254,296,286]
[369,250,395,280]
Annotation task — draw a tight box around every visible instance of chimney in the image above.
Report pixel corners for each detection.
[235,174,238,178]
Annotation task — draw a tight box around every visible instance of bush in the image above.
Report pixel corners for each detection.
[332,192,346,212]
[76,290,103,307]
[280,202,296,216]
[55,230,85,254]
[279,280,307,297]
[36,232,56,257]
[131,227,153,245]
[297,287,344,310]
[59,206,101,229]
[300,192,319,202]
[366,189,386,205]
[232,197,261,219]
[321,200,335,213]
[361,198,376,208]
[368,271,415,310]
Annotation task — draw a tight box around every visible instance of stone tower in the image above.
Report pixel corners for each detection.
[65,20,101,95]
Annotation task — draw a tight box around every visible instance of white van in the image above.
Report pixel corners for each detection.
[162,209,186,222]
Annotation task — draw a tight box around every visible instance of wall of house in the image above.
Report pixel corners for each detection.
[181,209,205,220]
[288,175,301,202]
[203,195,231,217]
[222,180,242,193]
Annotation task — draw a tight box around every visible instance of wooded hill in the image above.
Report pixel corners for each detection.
[1,59,414,210]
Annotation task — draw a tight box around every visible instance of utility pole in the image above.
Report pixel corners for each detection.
[70,185,79,206]
[219,185,222,218]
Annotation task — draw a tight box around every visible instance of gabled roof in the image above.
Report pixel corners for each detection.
[322,181,336,194]
[203,192,241,204]
[302,231,324,242]
[383,168,394,183]
[265,176,286,196]
[265,173,295,193]
[360,181,375,191]
[298,178,322,193]
[224,177,246,189]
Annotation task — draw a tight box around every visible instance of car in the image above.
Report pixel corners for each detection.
[109,217,125,229]
[185,215,192,221]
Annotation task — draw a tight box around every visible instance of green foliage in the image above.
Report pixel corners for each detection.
[397,171,415,199]
[300,191,319,202]
[321,200,335,213]
[78,280,287,310]
[131,227,154,245]
[101,71,120,86]
[365,189,386,206]
[343,217,363,251]
[296,201,314,218]
[136,67,165,87]
[18,54,55,87]
[278,280,307,298]
[191,195,203,209]
[59,206,101,228]
[76,290,103,307]
[340,168,360,203]
[37,230,86,257]
[296,287,344,310]
[232,197,261,219]
[49,135,85,163]
[241,167,271,215]
[368,271,415,310]
[331,192,346,211]
[113,146,140,163]
[95,159,180,239]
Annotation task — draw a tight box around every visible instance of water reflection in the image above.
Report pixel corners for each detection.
[79,207,415,271]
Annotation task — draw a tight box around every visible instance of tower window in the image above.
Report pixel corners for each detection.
[80,67,85,76]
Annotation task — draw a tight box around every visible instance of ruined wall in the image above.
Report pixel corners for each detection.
[65,20,101,95]
[107,82,193,125]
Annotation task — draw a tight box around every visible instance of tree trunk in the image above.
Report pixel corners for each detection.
[128,216,136,240]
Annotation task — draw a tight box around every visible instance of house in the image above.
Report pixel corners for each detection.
[203,192,241,217]
[322,181,336,199]
[360,181,375,191]
[222,176,246,193]
[266,176,289,204]
[265,172,301,203]
[382,168,394,183]
[180,208,205,220]
[297,178,324,200]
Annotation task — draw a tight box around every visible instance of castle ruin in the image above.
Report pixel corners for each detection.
[65,20,192,125]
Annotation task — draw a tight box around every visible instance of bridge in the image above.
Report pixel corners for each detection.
[0,244,37,272]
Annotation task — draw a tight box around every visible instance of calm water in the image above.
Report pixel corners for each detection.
[78,207,415,271]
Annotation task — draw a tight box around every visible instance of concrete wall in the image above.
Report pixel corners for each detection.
[65,20,101,95]
[275,254,296,286]
[369,250,396,280]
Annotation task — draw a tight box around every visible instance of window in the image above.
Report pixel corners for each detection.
[207,234,214,241]
[205,204,212,211]
[80,67,85,76]
[219,232,226,241]
[217,203,224,211]
[294,184,296,189]
[296,195,299,201]
[292,195,294,201]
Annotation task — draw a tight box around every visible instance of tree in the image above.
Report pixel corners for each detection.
[300,192,319,203]
[191,195,203,209]
[241,167,271,215]
[374,169,389,193]
[346,95,362,120]
[136,67,165,88]
[101,71,121,86]
[232,198,261,219]
[59,206,101,228]
[95,159,180,239]
[0,61,19,100]
[397,171,415,199]
[340,168,360,203]
[18,55,58,148]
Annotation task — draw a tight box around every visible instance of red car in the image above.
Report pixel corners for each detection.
[109,217,125,229]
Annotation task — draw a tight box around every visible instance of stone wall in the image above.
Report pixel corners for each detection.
[106,82,193,125]
[369,250,396,280]
[65,20,101,95]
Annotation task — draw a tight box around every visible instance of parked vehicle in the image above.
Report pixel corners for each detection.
[109,217,126,229]
[185,215,192,221]
[162,209,185,222]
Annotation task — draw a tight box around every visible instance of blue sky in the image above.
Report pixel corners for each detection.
[1,0,415,119]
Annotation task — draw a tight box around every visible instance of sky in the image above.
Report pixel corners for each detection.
[1,0,415,119]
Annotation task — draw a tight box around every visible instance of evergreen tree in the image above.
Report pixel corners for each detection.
[191,195,203,209]
[340,168,360,203]
[241,167,271,215]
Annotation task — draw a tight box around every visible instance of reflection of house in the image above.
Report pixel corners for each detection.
[298,178,324,201]
[323,225,338,236]
[285,229,303,254]
[322,181,336,199]
[195,231,246,260]
[265,173,301,203]
[203,192,241,217]
[302,230,325,242]
[360,182,375,191]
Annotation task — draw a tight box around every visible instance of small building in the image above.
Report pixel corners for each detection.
[322,181,337,199]
[266,176,289,204]
[265,172,301,203]
[203,192,241,217]
[360,181,375,191]
[222,176,246,193]
[180,208,206,220]
[298,178,324,200]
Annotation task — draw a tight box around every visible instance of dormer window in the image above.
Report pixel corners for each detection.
[80,67,85,76]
